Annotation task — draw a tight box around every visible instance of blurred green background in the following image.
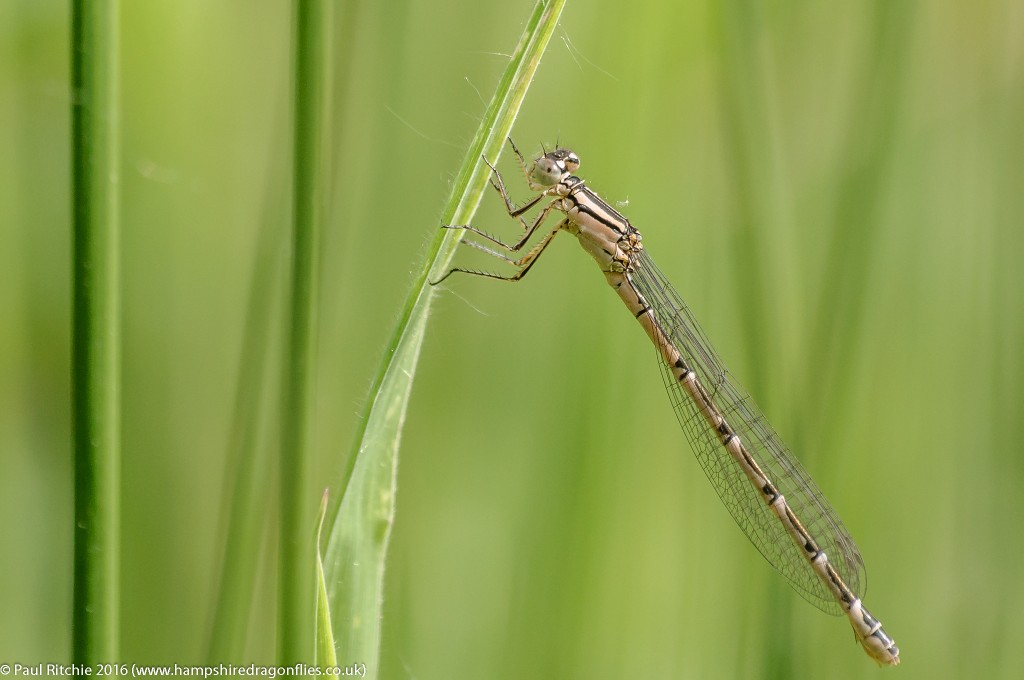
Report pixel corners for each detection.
[3,0,1024,678]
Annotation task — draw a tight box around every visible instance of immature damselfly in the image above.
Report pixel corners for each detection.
[432,139,900,666]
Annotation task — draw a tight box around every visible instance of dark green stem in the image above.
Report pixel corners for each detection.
[71,0,121,665]
[279,0,331,663]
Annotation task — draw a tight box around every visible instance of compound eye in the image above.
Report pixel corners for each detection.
[530,158,562,186]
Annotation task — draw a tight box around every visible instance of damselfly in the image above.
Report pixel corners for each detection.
[432,139,900,666]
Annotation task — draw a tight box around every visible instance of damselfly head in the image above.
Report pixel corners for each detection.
[530,148,580,186]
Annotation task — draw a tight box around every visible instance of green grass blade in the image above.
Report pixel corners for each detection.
[204,125,288,662]
[280,0,332,663]
[315,490,339,668]
[71,0,121,664]
[321,0,568,672]
[801,1,915,425]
